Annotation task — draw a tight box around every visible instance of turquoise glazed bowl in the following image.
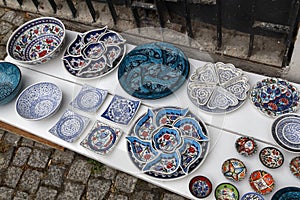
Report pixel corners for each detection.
[0,61,22,105]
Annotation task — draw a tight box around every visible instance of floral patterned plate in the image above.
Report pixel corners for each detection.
[250,78,300,118]
[126,107,209,180]
[118,42,190,99]
[187,62,250,114]
[271,113,300,153]
[63,27,126,79]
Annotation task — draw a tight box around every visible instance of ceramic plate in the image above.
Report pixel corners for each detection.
[126,107,209,180]
[189,175,212,198]
[101,95,140,125]
[16,82,62,120]
[80,120,123,155]
[70,84,108,113]
[272,187,300,200]
[249,170,275,195]
[118,42,190,99]
[241,192,264,200]
[49,109,90,143]
[250,78,300,118]
[215,182,239,200]
[221,158,247,181]
[259,147,284,169]
[63,27,126,79]
[271,113,300,153]
[289,156,300,179]
[187,62,250,114]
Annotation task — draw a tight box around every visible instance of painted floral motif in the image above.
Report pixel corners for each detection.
[188,62,250,113]
[126,107,209,179]
[63,27,126,78]
[250,78,300,117]
[249,170,275,195]
[289,156,300,179]
[189,176,212,198]
[215,183,239,200]
[259,147,284,169]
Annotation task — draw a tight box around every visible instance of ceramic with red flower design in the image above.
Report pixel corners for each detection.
[7,17,65,65]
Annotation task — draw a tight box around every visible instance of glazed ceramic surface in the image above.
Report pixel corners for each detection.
[189,176,212,198]
[241,192,264,200]
[101,95,140,125]
[271,187,300,200]
[126,107,209,180]
[235,136,257,157]
[214,182,239,200]
[118,42,190,99]
[49,109,90,143]
[221,158,247,181]
[187,62,250,113]
[272,113,300,153]
[259,147,284,169]
[70,84,108,113]
[7,17,65,65]
[250,78,300,118]
[0,62,22,105]
[80,120,123,155]
[249,170,275,195]
[16,82,62,120]
[289,156,300,179]
[63,27,126,79]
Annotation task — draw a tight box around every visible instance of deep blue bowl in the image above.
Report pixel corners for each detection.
[0,61,22,105]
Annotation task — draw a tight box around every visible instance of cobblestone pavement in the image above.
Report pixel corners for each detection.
[0,7,188,200]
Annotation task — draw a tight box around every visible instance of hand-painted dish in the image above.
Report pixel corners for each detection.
[0,62,22,105]
[187,62,250,113]
[272,113,300,153]
[250,78,299,118]
[221,158,247,181]
[126,107,209,180]
[118,42,190,99]
[241,192,264,200]
[289,156,300,179]
[235,136,257,157]
[63,27,126,79]
[249,170,275,195]
[189,175,212,198]
[16,82,62,120]
[215,182,239,200]
[80,120,123,155]
[272,187,300,200]
[259,147,284,169]
[7,17,65,65]
[49,109,90,143]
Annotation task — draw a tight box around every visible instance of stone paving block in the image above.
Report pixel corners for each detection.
[0,21,13,35]
[92,165,117,180]
[131,191,156,200]
[12,147,32,167]
[19,169,43,194]
[51,149,75,165]
[107,194,128,200]
[0,187,14,200]
[42,165,65,188]
[0,45,6,60]
[0,8,5,18]
[57,181,85,200]
[35,186,58,200]
[4,166,23,188]
[12,15,25,26]
[34,142,54,150]
[0,129,5,139]
[115,172,138,194]
[0,147,14,171]
[1,10,16,23]
[27,148,51,169]
[67,159,91,184]
[13,191,29,200]
[86,178,111,200]
[20,138,34,148]
[3,132,21,146]
[162,193,186,200]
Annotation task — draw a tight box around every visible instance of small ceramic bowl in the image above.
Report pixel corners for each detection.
[7,17,65,65]
[0,61,22,105]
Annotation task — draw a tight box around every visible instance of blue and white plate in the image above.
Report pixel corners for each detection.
[80,120,123,155]
[16,82,62,120]
[241,192,264,200]
[101,95,140,125]
[70,84,108,113]
[49,109,90,143]
[118,42,190,99]
[272,113,300,153]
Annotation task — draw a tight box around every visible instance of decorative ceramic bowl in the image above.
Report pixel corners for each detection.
[189,175,212,198]
[221,158,247,181]
[272,187,300,200]
[289,156,300,179]
[235,136,258,157]
[215,182,239,200]
[0,61,22,105]
[7,17,65,65]
[249,170,275,195]
[126,107,209,180]
[16,82,62,120]
[187,62,250,113]
[259,147,284,169]
[241,192,264,200]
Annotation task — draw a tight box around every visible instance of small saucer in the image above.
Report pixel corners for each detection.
[259,147,284,169]
[221,158,247,181]
[241,192,264,200]
[215,182,239,200]
[235,136,257,156]
[249,170,275,195]
[289,156,300,179]
[189,175,212,198]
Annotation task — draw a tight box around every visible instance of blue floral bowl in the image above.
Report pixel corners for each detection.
[0,61,22,105]
[6,17,65,65]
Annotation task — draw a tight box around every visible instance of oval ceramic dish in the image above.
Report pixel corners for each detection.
[7,17,65,65]
[250,78,300,118]
[0,61,22,105]
[126,107,209,180]
[16,82,62,120]
[187,62,250,114]
[118,42,190,99]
